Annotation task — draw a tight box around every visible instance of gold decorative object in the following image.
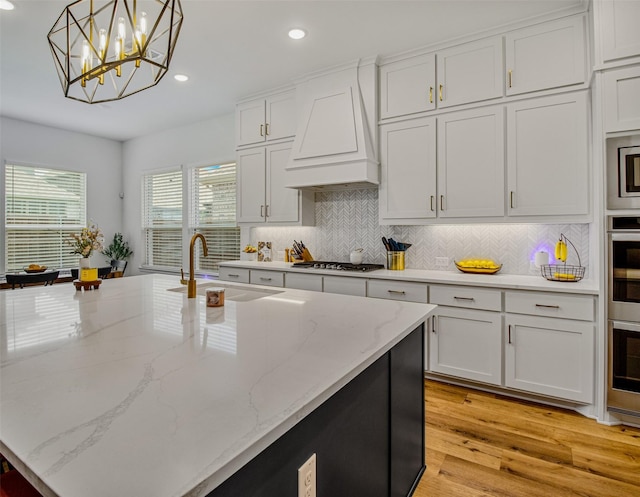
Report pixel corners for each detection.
[47,0,184,104]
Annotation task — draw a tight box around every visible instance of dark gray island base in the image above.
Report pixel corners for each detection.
[208,325,425,497]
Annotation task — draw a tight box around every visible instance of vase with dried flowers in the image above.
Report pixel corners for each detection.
[67,223,104,273]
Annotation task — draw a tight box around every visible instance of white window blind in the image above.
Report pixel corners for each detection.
[5,164,86,272]
[142,169,183,268]
[190,163,240,271]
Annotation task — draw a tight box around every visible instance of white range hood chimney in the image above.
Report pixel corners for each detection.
[285,58,379,190]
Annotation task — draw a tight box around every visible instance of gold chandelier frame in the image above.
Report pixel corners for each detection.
[48,0,183,104]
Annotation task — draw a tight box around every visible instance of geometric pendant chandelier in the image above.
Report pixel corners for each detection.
[47,0,183,104]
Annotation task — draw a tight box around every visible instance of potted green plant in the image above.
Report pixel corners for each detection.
[102,233,133,274]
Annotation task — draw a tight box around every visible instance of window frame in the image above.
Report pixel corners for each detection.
[140,161,240,275]
[3,160,88,273]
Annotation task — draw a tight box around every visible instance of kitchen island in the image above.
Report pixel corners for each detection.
[0,274,435,497]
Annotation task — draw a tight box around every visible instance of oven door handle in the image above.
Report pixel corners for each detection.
[611,320,640,333]
[610,233,640,242]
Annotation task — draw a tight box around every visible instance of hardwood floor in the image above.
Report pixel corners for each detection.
[415,380,640,497]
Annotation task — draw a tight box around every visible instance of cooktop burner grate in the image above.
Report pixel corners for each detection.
[292,261,385,272]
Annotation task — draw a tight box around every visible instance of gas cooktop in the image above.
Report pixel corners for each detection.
[292,261,384,272]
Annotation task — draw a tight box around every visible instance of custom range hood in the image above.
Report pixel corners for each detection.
[285,59,379,190]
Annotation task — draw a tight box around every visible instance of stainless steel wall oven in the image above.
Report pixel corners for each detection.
[608,216,640,415]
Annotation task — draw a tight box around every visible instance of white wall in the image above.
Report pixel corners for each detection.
[122,113,235,275]
[0,116,123,272]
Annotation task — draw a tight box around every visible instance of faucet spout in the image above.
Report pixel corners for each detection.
[188,233,208,298]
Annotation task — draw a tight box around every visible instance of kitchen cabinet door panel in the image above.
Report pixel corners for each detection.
[380,53,436,119]
[285,273,323,292]
[323,276,367,297]
[380,118,436,220]
[237,148,267,223]
[604,66,640,132]
[507,91,589,217]
[437,107,505,218]
[505,16,586,96]
[436,36,503,108]
[237,100,267,147]
[599,0,640,63]
[266,145,299,223]
[266,91,296,142]
[505,314,594,403]
[429,307,502,385]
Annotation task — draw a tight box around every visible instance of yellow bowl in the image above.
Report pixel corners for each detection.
[454,262,502,275]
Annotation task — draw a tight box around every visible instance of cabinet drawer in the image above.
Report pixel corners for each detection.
[430,285,502,311]
[285,273,323,292]
[323,276,367,297]
[250,269,285,288]
[367,279,428,303]
[505,291,594,321]
[218,267,250,284]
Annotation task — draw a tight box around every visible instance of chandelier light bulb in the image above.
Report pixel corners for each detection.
[117,17,126,40]
[140,12,147,35]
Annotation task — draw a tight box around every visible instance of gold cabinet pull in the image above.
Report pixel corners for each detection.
[508,69,513,88]
[430,195,435,212]
[439,84,443,101]
[265,123,270,136]
[260,124,264,137]
[510,191,515,209]
[260,205,265,217]
[265,204,270,217]
[429,86,433,104]
[440,195,445,211]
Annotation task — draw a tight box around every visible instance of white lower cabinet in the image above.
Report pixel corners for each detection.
[504,314,594,403]
[429,307,503,386]
[367,279,428,303]
[219,267,250,284]
[249,269,285,287]
[285,273,323,292]
[323,276,367,297]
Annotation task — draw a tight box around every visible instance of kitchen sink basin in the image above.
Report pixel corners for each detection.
[167,282,283,302]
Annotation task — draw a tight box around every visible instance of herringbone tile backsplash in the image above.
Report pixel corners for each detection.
[251,189,590,277]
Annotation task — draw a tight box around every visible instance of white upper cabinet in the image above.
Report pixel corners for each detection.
[437,106,505,218]
[505,15,586,96]
[237,143,314,225]
[598,0,640,63]
[380,117,437,220]
[604,65,640,132]
[507,91,589,217]
[236,90,296,147]
[379,54,436,119]
[379,37,503,119]
[436,36,503,108]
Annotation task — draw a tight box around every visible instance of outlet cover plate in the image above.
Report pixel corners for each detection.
[298,453,316,497]
[435,257,449,268]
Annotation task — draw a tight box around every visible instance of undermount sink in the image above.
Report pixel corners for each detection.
[168,282,283,302]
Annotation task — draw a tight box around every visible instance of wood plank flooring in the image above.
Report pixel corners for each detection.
[414,380,640,497]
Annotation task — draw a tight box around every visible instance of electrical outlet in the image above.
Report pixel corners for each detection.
[435,257,449,268]
[298,453,316,497]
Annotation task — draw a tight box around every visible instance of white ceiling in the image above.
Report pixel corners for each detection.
[0,0,585,142]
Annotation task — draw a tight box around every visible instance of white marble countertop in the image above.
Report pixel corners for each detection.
[0,274,434,497]
[219,261,600,295]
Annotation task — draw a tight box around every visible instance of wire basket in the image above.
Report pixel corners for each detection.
[541,264,585,282]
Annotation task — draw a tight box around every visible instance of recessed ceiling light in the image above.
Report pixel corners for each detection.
[288,28,306,40]
[0,0,15,10]
[174,74,189,82]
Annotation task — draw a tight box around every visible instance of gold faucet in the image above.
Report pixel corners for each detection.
[187,233,208,298]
